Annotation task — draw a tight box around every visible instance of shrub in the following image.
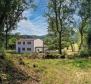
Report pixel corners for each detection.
[22,53,31,57]
[29,52,39,59]
[45,53,61,59]
[79,50,89,58]
[0,50,5,59]
[88,50,91,56]
[19,58,25,65]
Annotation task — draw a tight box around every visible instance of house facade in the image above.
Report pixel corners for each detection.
[16,39,44,53]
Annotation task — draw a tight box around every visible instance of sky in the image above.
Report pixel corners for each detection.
[12,0,48,36]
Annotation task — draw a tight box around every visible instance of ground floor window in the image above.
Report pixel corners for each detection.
[22,48,25,51]
[27,48,31,51]
[18,47,21,53]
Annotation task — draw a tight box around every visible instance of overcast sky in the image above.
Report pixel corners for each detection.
[12,0,48,36]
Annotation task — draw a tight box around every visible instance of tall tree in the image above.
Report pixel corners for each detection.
[76,0,91,50]
[0,0,34,49]
[46,0,74,54]
[87,0,91,49]
[78,0,89,50]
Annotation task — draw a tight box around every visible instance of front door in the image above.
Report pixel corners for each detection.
[18,47,21,53]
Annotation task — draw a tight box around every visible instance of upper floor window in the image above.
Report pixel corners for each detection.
[27,41,31,44]
[23,42,25,45]
[18,42,21,44]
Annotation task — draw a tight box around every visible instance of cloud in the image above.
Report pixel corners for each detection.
[22,9,33,18]
[12,0,48,36]
[12,16,48,36]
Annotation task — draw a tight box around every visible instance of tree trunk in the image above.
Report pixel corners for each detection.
[70,42,74,52]
[88,0,91,49]
[5,31,8,50]
[79,33,83,50]
[59,32,62,54]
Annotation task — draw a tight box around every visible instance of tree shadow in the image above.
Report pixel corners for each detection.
[0,57,30,84]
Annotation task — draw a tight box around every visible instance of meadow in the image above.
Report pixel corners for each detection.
[1,52,91,84]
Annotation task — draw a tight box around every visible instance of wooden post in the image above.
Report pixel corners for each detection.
[43,40,45,58]
[43,40,44,53]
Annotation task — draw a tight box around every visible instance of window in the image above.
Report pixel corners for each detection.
[18,47,21,53]
[18,42,21,44]
[27,48,31,51]
[27,41,31,44]
[23,42,25,45]
[22,48,25,51]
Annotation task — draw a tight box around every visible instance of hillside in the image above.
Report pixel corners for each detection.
[9,34,47,40]
[19,35,46,39]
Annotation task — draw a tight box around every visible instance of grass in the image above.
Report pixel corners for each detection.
[1,51,91,84]
[19,58,91,84]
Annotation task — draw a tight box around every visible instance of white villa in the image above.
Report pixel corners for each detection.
[16,39,44,53]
